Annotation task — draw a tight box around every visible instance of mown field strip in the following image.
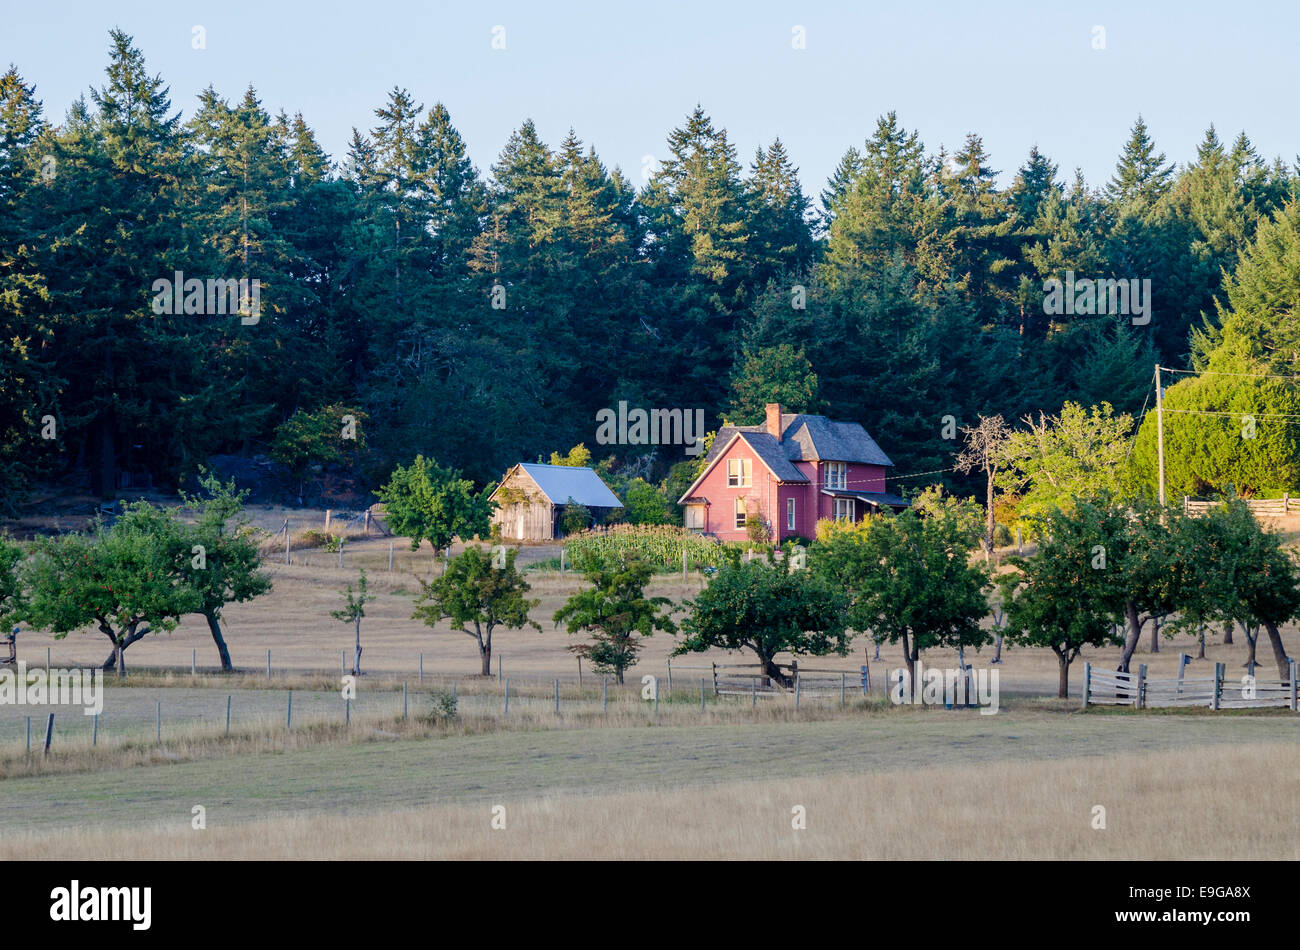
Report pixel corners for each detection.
[0,711,1294,835]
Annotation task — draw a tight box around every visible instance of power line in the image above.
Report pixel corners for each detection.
[1160,365,1300,382]
[888,466,954,482]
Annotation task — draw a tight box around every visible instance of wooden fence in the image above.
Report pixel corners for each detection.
[1183,496,1297,518]
[668,660,867,701]
[1083,657,1299,710]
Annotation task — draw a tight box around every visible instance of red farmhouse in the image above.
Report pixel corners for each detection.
[677,403,909,542]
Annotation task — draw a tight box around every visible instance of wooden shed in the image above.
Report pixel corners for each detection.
[489,463,624,541]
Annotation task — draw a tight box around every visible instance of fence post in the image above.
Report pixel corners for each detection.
[284,518,290,565]
[43,713,54,755]
[1135,664,1147,709]
[667,658,673,692]
[191,649,196,676]
[795,674,801,709]
[1177,653,1190,695]
[287,691,293,729]
[46,646,50,670]
[700,678,707,712]
[226,694,231,735]
[25,716,30,754]
[388,540,394,572]
[1290,659,1297,712]
[560,549,566,575]
[419,653,424,686]
[325,509,331,533]
[156,701,161,743]
[403,682,408,720]
[841,672,846,706]
[1082,662,1091,709]
[752,676,757,707]
[497,654,502,683]
[504,678,510,715]
[602,678,607,713]
[93,713,99,746]
[338,539,344,569]
[346,697,351,725]
[267,649,271,680]
[860,664,869,695]
[577,657,582,688]
[342,649,347,676]
[554,678,560,715]
[1212,662,1224,710]
[682,549,687,581]
[711,662,718,695]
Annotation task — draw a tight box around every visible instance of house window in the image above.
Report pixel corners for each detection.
[825,462,846,490]
[734,497,747,529]
[727,458,752,487]
[834,497,854,521]
[786,497,796,531]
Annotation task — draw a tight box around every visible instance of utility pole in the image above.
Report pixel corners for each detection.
[1155,364,1166,507]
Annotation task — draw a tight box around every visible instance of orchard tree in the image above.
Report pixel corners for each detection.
[331,569,372,676]
[676,553,849,687]
[375,454,493,558]
[177,469,272,671]
[413,545,540,677]
[998,498,1128,697]
[998,402,1135,526]
[815,490,990,683]
[25,504,201,676]
[553,556,676,684]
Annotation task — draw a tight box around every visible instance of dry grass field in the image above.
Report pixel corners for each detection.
[2,734,1294,860]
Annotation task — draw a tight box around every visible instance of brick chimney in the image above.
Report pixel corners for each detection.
[765,403,783,441]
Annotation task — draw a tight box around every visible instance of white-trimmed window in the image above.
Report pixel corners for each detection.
[734,497,747,529]
[786,497,797,531]
[834,497,854,522]
[825,462,847,490]
[728,458,752,487]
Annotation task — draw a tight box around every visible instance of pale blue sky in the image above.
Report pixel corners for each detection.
[5,0,1298,201]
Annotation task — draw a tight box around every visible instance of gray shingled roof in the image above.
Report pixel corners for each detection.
[514,463,623,508]
[736,432,808,482]
[704,413,894,471]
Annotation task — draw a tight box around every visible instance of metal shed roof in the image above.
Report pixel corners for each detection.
[516,463,624,508]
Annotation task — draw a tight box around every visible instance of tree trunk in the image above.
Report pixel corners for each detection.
[1056,650,1070,698]
[1223,622,1233,645]
[984,472,994,563]
[352,617,362,676]
[1262,620,1291,682]
[759,655,791,688]
[1197,626,1206,660]
[480,643,491,677]
[115,642,125,679]
[1148,614,1160,653]
[205,611,234,672]
[1118,602,1143,672]
[1243,624,1259,675]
